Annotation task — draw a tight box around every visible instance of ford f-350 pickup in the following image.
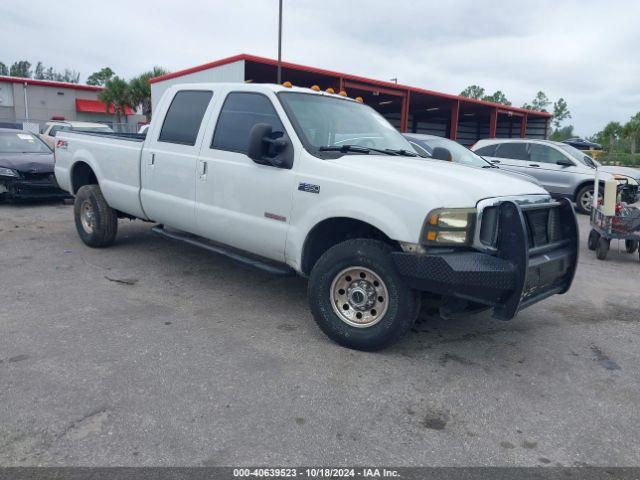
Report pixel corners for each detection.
[54,83,578,350]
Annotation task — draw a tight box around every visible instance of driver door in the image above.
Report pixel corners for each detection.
[528,143,585,196]
[194,90,296,262]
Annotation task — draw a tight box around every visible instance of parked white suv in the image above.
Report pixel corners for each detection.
[54,83,578,350]
[472,138,640,214]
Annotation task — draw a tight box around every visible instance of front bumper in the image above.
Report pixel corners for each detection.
[0,173,70,200]
[392,198,579,320]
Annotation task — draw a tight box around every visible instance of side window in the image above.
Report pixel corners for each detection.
[474,144,497,156]
[211,92,285,154]
[158,90,213,146]
[530,144,568,164]
[495,142,529,161]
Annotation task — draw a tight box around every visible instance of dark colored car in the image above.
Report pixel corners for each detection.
[0,128,70,201]
[562,137,602,151]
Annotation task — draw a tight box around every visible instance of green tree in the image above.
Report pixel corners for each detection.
[98,76,132,126]
[9,60,32,78]
[552,98,571,129]
[128,66,169,120]
[523,91,550,112]
[483,90,512,106]
[459,85,486,100]
[549,125,574,141]
[87,67,115,86]
[622,113,640,155]
[0,62,7,76]
[34,61,44,79]
[599,121,623,151]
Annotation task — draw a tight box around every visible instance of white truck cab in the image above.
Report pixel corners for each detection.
[54,83,579,350]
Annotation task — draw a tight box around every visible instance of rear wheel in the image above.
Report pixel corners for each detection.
[576,185,601,215]
[308,239,420,351]
[595,237,610,260]
[625,239,639,254]
[587,229,600,251]
[74,184,118,248]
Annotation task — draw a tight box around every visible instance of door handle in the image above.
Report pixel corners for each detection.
[149,153,155,165]
[528,163,540,167]
[198,160,208,178]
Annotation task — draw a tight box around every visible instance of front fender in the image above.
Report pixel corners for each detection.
[285,193,425,271]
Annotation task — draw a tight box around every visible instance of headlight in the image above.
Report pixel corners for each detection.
[0,167,18,177]
[422,208,476,246]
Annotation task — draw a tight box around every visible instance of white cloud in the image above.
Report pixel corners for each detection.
[1,0,638,135]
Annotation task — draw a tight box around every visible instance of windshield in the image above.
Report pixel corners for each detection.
[0,131,51,153]
[557,143,599,168]
[412,137,490,167]
[278,92,414,157]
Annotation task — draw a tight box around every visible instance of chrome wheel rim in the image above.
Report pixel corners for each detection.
[580,189,602,213]
[330,266,389,328]
[80,201,95,234]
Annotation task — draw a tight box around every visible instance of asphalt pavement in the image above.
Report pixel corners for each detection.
[0,202,638,466]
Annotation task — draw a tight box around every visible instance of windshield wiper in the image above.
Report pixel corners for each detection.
[385,149,418,157]
[318,145,398,156]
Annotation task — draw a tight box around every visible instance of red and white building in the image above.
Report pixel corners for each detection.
[0,76,145,131]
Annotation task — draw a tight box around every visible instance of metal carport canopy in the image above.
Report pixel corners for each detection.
[150,53,551,143]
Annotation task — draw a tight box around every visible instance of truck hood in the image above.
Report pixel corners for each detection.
[0,152,55,173]
[332,155,548,207]
[599,165,640,181]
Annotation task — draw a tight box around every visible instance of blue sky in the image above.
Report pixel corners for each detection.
[2,0,638,135]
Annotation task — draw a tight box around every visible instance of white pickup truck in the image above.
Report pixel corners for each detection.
[54,83,579,350]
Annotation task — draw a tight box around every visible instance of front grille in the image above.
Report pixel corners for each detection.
[479,202,562,249]
[524,206,561,248]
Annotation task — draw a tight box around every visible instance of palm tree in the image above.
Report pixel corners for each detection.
[98,76,132,129]
[622,114,640,155]
[129,66,168,121]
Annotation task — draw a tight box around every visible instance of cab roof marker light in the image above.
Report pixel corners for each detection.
[282,81,293,88]
[338,90,348,97]
[355,96,364,103]
[310,85,320,91]
[326,87,335,94]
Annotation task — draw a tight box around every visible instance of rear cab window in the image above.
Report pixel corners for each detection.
[158,90,214,146]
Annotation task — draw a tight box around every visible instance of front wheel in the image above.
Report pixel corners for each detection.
[308,239,420,351]
[74,184,118,248]
[596,237,610,260]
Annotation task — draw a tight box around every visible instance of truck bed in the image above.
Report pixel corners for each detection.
[54,130,147,219]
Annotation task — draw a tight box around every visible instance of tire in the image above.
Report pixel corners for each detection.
[595,237,610,260]
[73,184,118,248]
[308,239,420,351]
[625,239,639,254]
[587,229,600,251]
[575,184,599,215]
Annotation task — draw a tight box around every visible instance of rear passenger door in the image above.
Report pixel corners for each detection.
[141,89,214,232]
[195,91,296,262]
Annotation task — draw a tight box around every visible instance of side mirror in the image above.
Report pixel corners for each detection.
[556,158,574,167]
[247,123,293,169]
[432,147,453,162]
